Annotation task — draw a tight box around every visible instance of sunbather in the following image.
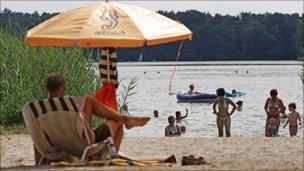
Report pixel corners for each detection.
[34,73,150,163]
[48,72,149,145]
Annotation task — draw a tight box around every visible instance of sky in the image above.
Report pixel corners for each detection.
[1,1,303,15]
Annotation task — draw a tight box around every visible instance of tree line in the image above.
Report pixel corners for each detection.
[1,8,303,61]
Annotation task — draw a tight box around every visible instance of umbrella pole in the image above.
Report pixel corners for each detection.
[168,41,184,95]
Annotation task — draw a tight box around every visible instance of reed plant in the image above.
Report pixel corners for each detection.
[117,77,139,115]
[0,28,101,126]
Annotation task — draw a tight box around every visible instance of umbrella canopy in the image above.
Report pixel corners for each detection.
[26,2,192,47]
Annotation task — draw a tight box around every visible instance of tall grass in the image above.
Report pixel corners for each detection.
[0,28,101,126]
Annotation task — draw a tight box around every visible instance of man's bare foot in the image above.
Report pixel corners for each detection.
[125,117,150,129]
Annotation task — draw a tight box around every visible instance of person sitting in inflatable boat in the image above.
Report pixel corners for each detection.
[188,84,199,95]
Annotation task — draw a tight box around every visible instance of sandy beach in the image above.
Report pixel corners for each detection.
[1,134,303,170]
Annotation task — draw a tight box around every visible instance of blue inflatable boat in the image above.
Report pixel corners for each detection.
[177,93,218,102]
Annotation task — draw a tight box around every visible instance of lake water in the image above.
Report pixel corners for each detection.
[107,61,303,137]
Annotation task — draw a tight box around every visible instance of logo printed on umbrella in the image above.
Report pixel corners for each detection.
[100,8,119,30]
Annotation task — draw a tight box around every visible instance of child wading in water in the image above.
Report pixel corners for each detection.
[283,103,301,137]
[175,109,188,123]
[236,101,243,111]
[266,118,277,137]
[213,88,236,137]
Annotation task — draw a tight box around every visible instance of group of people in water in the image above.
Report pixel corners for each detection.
[264,89,301,137]
[159,85,302,138]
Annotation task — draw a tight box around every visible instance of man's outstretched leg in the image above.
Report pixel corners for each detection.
[83,96,150,129]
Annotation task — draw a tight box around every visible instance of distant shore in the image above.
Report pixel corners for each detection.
[1,135,303,170]
[117,60,301,67]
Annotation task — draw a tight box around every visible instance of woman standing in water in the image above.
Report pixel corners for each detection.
[213,88,236,137]
[264,89,286,136]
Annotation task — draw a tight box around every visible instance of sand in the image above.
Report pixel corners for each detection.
[1,134,303,170]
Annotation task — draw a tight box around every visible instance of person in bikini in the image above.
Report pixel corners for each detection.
[165,116,181,137]
[283,103,301,137]
[213,88,236,137]
[35,73,150,164]
[264,89,286,136]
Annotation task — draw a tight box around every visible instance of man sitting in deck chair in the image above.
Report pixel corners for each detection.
[33,72,150,164]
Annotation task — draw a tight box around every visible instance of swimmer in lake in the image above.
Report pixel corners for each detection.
[153,110,159,118]
[236,101,243,111]
[180,126,186,134]
[232,90,237,95]
[283,103,301,137]
[165,116,181,137]
[188,84,198,95]
[176,109,188,122]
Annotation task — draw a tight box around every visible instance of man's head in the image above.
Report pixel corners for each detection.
[168,115,175,125]
[46,72,66,97]
[153,110,159,117]
[189,84,194,91]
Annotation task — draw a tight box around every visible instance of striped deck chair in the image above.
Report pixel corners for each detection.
[22,96,117,166]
